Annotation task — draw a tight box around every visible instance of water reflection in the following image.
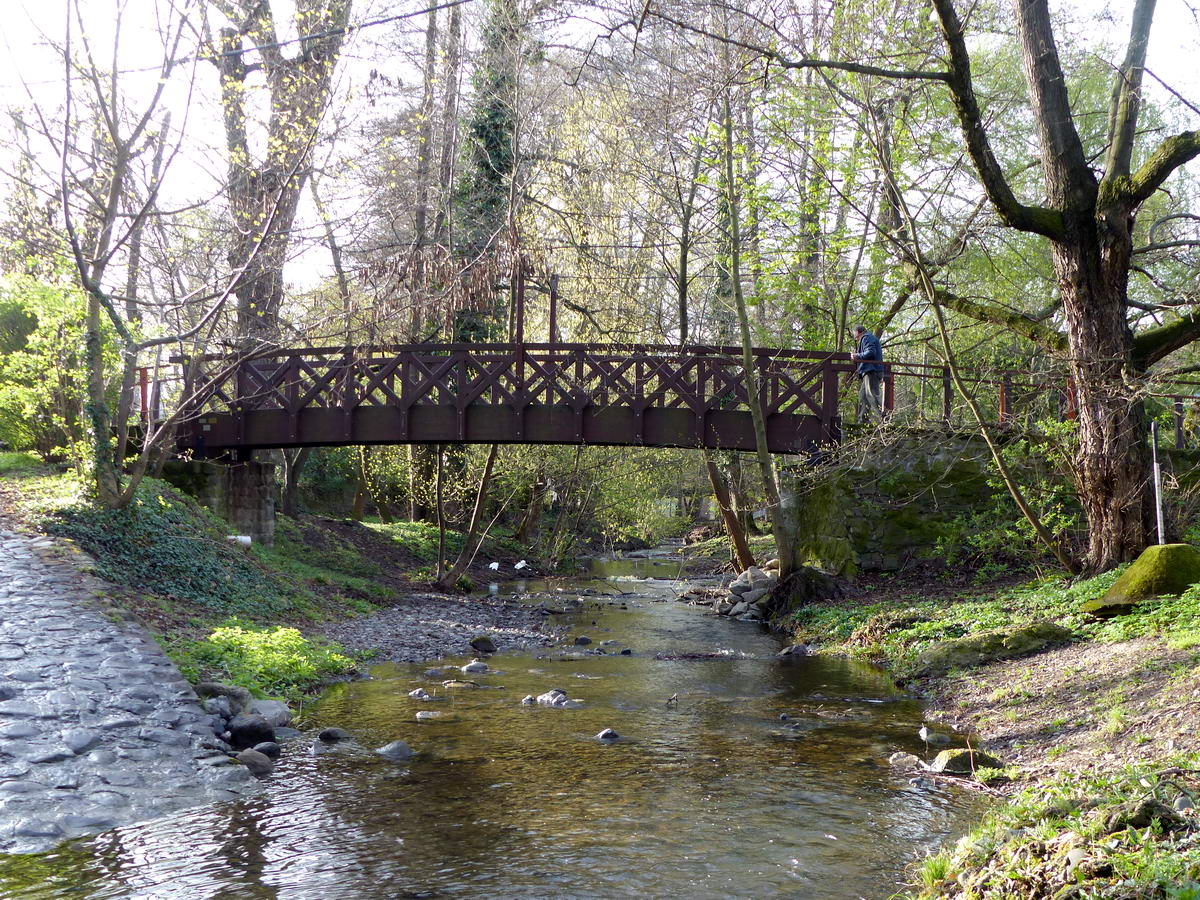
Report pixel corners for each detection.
[1,577,987,899]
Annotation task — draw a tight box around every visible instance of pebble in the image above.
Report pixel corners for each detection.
[375,740,416,761]
[235,749,275,777]
[0,529,259,854]
[321,598,560,663]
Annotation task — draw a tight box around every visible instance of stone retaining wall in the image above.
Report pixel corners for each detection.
[795,435,995,574]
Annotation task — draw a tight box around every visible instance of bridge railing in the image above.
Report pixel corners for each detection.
[869,360,1200,450]
[176,343,1200,452]
[185,343,846,419]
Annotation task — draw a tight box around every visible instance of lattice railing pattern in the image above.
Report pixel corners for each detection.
[187,343,843,426]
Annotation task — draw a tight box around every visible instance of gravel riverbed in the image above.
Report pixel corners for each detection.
[318,592,565,662]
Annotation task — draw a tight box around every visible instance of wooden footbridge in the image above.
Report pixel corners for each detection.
[179,343,850,458]
[168,342,1200,459]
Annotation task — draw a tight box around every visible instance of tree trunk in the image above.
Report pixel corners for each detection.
[1058,243,1153,571]
[85,293,120,506]
[725,453,759,536]
[214,1,352,342]
[515,470,546,545]
[543,446,582,569]
[721,94,799,578]
[433,3,462,248]
[437,444,499,588]
[281,447,313,517]
[435,445,447,583]
[703,449,756,570]
[413,8,439,249]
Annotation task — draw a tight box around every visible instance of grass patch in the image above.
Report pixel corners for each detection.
[906,756,1200,898]
[783,565,1200,673]
[0,451,41,475]
[167,619,362,702]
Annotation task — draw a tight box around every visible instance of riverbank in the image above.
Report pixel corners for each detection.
[0,456,557,700]
[778,565,1200,896]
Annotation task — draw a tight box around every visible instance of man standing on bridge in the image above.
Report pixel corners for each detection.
[851,324,884,422]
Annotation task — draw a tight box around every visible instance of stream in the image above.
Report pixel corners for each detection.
[2,560,986,899]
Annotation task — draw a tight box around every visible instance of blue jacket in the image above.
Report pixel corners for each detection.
[855,331,884,375]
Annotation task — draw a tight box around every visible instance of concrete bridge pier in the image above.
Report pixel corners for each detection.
[162,459,276,547]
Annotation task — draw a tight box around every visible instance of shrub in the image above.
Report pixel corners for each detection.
[171,620,359,700]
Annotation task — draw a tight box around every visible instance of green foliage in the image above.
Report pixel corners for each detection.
[936,422,1081,567]
[368,519,467,562]
[907,756,1200,898]
[40,477,290,616]
[0,451,41,475]
[169,619,359,701]
[0,276,114,462]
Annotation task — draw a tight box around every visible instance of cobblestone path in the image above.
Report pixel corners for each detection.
[0,528,259,854]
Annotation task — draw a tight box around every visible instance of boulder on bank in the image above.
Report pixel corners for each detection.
[235,748,275,776]
[1082,543,1200,618]
[928,748,1003,775]
[375,740,416,761]
[909,622,1073,677]
[227,714,276,750]
[250,699,292,728]
[887,751,924,769]
[253,741,281,759]
[470,635,497,654]
[195,682,254,716]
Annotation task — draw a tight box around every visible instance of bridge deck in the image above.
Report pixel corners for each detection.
[181,343,847,457]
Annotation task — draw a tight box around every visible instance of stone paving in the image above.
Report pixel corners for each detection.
[0,528,259,854]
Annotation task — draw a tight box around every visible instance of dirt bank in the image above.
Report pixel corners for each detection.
[924,634,1200,782]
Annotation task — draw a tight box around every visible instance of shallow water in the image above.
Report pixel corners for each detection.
[2,574,985,899]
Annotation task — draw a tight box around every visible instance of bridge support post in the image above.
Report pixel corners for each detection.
[225,461,276,547]
[160,459,276,546]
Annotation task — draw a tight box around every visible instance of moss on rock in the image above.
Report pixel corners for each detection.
[909,621,1073,677]
[929,748,1004,775]
[1081,543,1200,618]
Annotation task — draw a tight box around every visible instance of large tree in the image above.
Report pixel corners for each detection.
[928,0,1199,570]
[206,0,352,342]
[647,0,1200,571]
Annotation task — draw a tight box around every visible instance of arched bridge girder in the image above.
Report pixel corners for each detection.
[180,343,847,457]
